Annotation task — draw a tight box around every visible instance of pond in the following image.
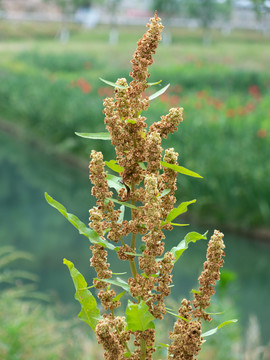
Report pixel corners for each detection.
[1,131,270,346]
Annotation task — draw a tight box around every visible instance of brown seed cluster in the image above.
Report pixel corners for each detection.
[96,315,130,360]
[168,230,225,359]
[193,230,225,321]
[168,299,202,360]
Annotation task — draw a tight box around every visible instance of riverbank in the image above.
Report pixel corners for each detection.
[2,118,269,243]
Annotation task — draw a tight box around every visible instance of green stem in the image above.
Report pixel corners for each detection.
[129,182,138,281]
[140,337,146,360]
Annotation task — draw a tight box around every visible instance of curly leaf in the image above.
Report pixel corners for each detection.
[45,193,116,250]
[63,259,101,330]
[126,300,155,332]
[149,83,170,100]
[202,319,238,338]
[162,199,196,225]
[161,161,203,178]
[170,231,208,263]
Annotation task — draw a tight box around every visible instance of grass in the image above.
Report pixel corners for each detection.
[0,21,269,232]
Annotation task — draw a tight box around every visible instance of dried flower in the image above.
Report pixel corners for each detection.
[193,230,225,321]
[168,299,202,360]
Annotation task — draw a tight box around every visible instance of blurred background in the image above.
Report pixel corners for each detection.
[0,0,270,359]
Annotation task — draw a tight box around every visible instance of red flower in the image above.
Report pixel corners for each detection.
[226,108,235,118]
[248,85,260,99]
[73,78,92,94]
[257,129,267,138]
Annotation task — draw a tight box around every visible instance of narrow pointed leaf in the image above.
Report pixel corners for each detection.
[148,80,162,86]
[162,199,196,225]
[45,193,116,250]
[112,272,127,276]
[63,259,101,330]
[75,132,111,140]
[126,300,155,331]
[106,197,137,209]
[170,223,189,227]
[124,252,143,257]
[106,174,124,192]
[125,119,137,124]
[149,83,170,100]
[202,319,238,338]
[161,161,203,178]
[170,231,208,263]
[166,309,189,323]
[96,277,130,292]
[99,77,128,89]
[105,160,123,173]
[205,311,225,315]
[159,343,169,348]
[190,289,201,294]
[113,291,126,302]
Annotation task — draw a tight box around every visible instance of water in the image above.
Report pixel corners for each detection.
[1,131,270,346]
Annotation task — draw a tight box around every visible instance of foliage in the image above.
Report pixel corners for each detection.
[46,14,236,359]
[0,246,96,360]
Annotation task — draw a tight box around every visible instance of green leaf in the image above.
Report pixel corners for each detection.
[96,277,130,292]
[45,193,116,251]
[117,205,125,224]
[126,300,155,332]
[124,252,143,257]
[112,272,127,275]
[149,83,170,100]
[205,311,225,315]
[106,174,124,192]
[105,160,123,173]
[113,290,126,302]
[99,77,128,89]
[75,132,111,140]
[63,259,101,330]
[166,309,189,322]
[190,289,201,294]
[106,198,137,209]
[162,200,196,225]
[125,119,137,124]
[148,80,162,86]
[138,161,147,170]
[161,161,203,178]
[202,319,238,338]
[170,231,208,263]
[158,343,169,348]
[170,223,189,227]
[159,189,171,198]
